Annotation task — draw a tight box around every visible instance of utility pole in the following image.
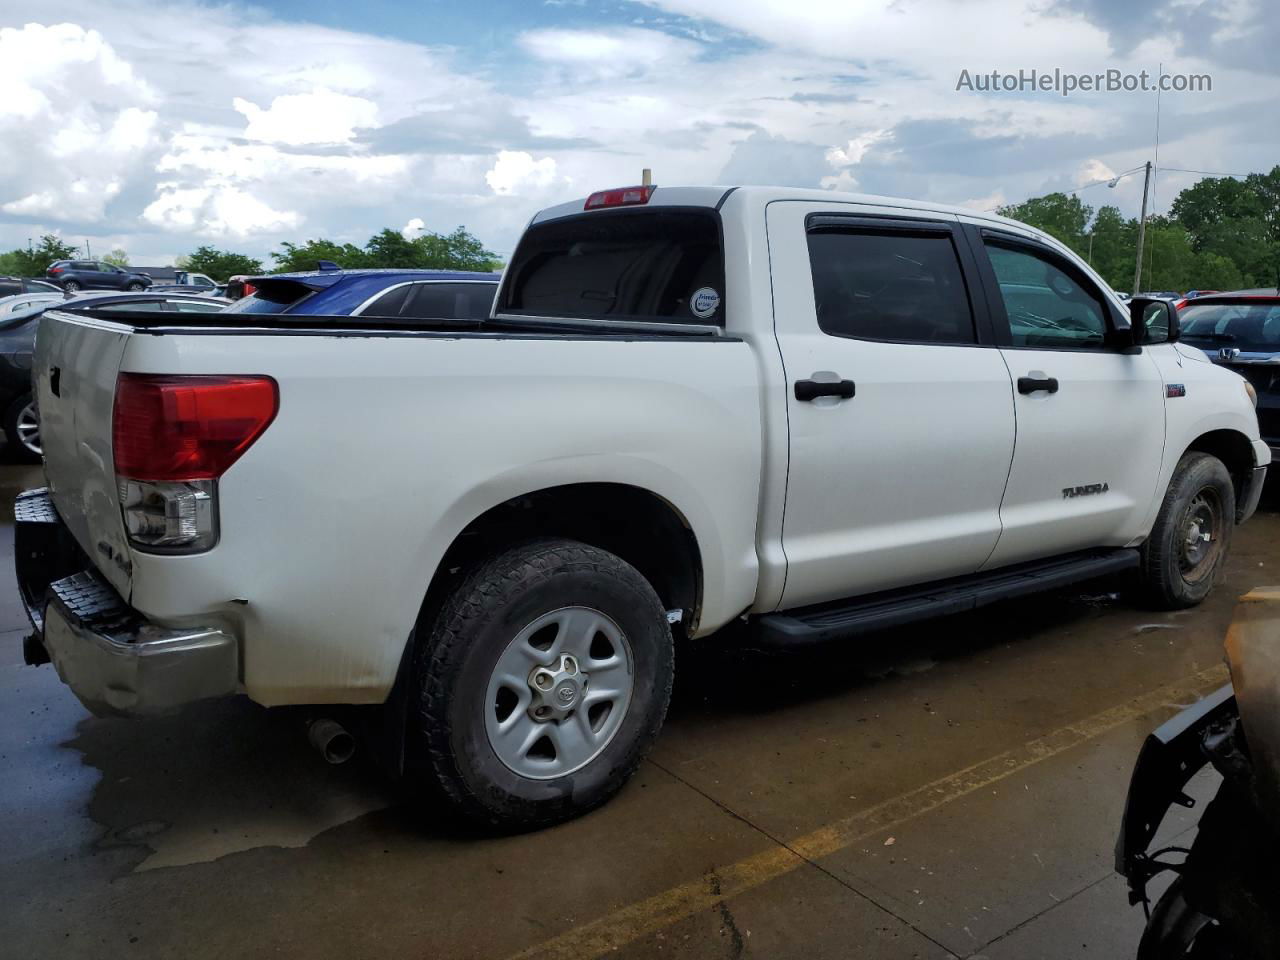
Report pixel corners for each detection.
[85,238,92,259]
[1087,232,1094,265]
[1132,160,1151,295]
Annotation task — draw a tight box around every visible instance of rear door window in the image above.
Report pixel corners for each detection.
[500,209,725,325]
[359,285,412,318]
[806,228,977,344]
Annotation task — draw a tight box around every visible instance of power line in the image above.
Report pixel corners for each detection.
[1161,166,1254,180]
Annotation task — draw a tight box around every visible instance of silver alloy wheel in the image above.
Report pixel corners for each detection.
[485,606,634,780]
[15,401,40,456]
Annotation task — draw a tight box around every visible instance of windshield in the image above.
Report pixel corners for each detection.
[499,209,725,325]
[1180,301,1280,351]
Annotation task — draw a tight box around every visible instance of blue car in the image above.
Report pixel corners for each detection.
[223,268,501,321]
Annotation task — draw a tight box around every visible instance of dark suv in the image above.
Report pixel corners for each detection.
[46,260,153,293]
[1179,289,1280,458]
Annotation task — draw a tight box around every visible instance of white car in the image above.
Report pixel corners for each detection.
[17,184,1268,829]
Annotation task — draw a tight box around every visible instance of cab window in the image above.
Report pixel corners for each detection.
[984,242,1109,349]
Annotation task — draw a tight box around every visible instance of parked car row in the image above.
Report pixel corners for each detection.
[0,268,501,459]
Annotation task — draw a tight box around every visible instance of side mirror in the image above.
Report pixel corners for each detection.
[1128,297,1179,345]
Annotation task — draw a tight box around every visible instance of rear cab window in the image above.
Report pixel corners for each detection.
[499,209,725,326]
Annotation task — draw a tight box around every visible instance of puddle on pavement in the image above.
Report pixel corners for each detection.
[68,697,397,872]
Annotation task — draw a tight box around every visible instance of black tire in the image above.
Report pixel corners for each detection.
[126,281,145,291]
[62,279,80,293]
[3,393,40,462]
[1140,452,1235,609]
[1138,878,1238,959]
[414,538,673,829]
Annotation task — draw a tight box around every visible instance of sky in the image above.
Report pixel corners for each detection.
[0,0,1275,265]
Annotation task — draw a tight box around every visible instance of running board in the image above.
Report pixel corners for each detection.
[755,548,1140,647]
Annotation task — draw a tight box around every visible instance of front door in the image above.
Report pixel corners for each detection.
[967,226,1167,568]
[768,202,1017,610]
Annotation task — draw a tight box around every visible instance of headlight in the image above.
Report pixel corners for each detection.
[1244,380,1258,408]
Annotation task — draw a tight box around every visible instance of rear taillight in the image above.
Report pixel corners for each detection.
[49,266,63,275]
[584,185,656,210]
[113,374,278,551]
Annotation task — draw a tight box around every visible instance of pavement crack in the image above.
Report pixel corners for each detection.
[649,758,954,957]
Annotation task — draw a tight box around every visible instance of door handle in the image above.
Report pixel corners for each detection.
[1017,376,1059,395]
[795,379,856,402]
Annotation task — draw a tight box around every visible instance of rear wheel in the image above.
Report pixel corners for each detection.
[126,281,144,291]
[1140,452,1235,609]
[62,279,80,293]
[3,393,40,461]
[414,539,673,829]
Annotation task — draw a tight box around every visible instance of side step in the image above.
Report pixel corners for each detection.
[755,548,1140,647]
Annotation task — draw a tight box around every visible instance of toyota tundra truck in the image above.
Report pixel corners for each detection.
[16,185,1268,829]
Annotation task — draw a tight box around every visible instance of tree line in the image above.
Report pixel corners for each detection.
[0,225,499,282]
[997,166,1280,293]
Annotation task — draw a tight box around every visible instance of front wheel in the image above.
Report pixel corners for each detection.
[126,281,145,291]
[1140,452,1235,609]
[414,539,673,829]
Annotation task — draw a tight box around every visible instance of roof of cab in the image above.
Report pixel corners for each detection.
[531,184,1036,232]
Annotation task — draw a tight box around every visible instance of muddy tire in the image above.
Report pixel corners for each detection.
[1139,452,1235,609]
[414,538,673,830]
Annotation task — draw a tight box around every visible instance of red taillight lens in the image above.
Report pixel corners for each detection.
[49,266,63,274]
[584,185,656,210]
[113,374,278,482]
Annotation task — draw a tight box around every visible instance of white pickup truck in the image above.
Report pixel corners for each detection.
[17,185,1268,828]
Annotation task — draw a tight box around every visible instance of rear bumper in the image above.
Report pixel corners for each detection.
[16,488,238,717]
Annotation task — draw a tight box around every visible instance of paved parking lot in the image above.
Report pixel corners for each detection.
[3,457,1271,959]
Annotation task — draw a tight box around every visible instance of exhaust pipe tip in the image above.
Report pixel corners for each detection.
[307,718,356,765]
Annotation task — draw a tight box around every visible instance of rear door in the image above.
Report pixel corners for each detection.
[768,202,1017,609]
[966,225,1166,568]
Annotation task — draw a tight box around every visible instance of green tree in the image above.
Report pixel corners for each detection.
[997,193,1093,257]
[270,225,497,273]
[271,239,368,273]
[0,235,81,277]
[102,248,130,267]
[183,245,264,281]
[414,226,501,271]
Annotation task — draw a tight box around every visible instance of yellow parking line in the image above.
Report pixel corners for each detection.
[508,663,1229,960]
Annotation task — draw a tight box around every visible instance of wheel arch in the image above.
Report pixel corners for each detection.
[422,482,704,634]
[1183,428,1257,510]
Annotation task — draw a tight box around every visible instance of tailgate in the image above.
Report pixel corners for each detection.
[34,310,133,596]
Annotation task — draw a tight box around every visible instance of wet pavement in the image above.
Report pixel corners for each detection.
[2,456,1274,959]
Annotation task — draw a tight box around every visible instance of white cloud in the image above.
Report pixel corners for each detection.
[0,23,159,222]
[142,185,302,238]
[233,88,379,146]
[485,150,562,196]
[520,26,700,76]
[400,217,425,239]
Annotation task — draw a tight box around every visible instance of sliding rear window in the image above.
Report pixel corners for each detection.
[499,209,725,325]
